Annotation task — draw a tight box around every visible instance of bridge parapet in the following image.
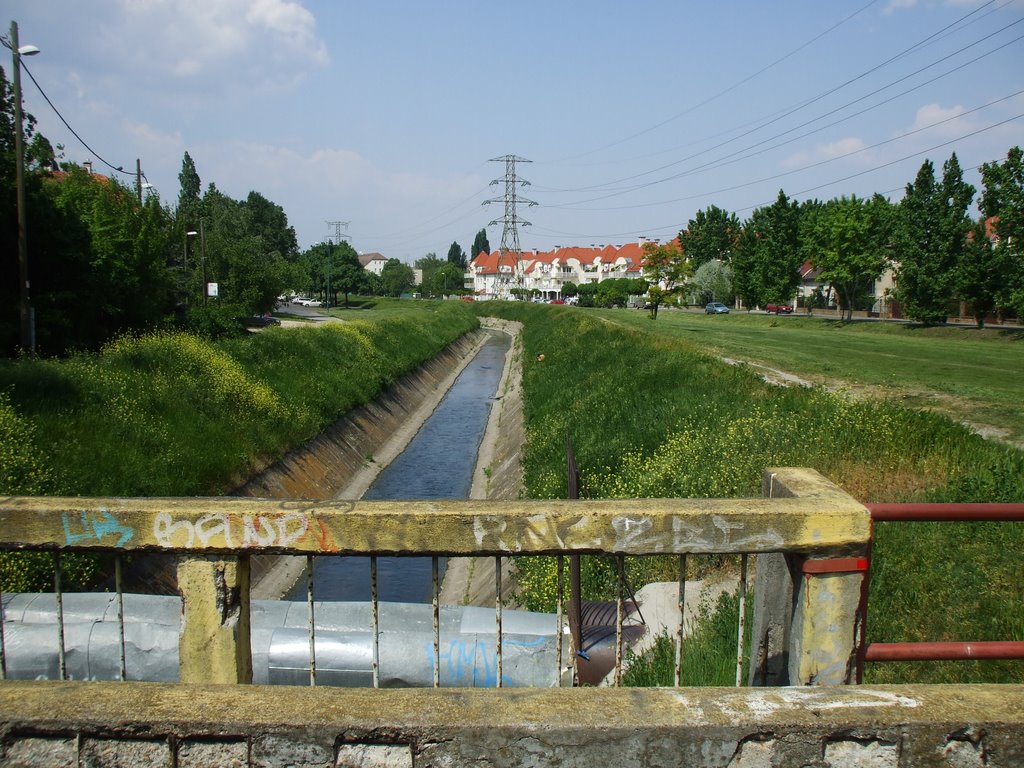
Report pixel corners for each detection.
[1,468,869,687]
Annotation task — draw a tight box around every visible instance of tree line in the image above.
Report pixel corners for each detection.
[650,148,1023,327]
[1,64,488,356]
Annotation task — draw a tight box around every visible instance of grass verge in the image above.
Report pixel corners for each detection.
[475,302,1023,684]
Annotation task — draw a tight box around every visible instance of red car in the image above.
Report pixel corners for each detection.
[765,303,793,314]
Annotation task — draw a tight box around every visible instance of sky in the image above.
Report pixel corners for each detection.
[6,0,1024,263]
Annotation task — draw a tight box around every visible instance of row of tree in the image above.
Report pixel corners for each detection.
[650,148,1023,326]
[2,59,492,355]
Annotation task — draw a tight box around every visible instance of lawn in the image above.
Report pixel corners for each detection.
[591,308,1024,446]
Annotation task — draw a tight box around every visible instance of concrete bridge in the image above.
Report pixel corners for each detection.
[1,468,1022,766]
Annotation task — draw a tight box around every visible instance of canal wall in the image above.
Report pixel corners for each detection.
[233,319,525,599]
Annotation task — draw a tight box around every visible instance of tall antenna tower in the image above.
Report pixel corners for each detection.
[483,155,536,298]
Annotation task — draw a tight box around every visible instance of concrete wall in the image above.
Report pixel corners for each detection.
[2,681,1022,767]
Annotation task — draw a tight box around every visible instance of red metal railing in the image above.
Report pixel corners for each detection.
[858,503,1024,680]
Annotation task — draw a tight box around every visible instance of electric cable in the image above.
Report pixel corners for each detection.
[19,59,133,177]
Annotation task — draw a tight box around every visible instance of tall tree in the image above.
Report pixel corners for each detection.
[979,146,1024,319]
[894,154,975,324]
[415,252,445,296]
[331,240,367,307]
[803,194,893,321]
[641,241,689,319]
[956,218,1001,328]
[380,258,415,297]
[177,151,201,224]
[691,259,733,305]
[447,241,467,269]
[471,228,490,260]
[678,205,741,269]
[732,190,802,309]
[433,262,465,297]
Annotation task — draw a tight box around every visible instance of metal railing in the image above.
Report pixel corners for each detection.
[856,502,1024,680]
[0,468,871,688]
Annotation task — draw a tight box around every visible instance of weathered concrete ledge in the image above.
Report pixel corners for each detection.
[1,681,1021,766]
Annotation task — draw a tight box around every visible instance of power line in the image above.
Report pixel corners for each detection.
[549,0,883,164]
[17,58,133,178]
[538,0,1006,197]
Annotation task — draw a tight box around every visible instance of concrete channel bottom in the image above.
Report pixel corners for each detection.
[1,681,1022,767]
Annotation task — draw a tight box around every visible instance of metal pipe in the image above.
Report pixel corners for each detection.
[865,641,1024,662]
[615,555,624,687]
[115,555,126,681]
[371,556,380,689]
[735,554,748,687]
[0,586,7,679]
[866,503,1024,521]
[432,556,440,688]
[495,555,503,688]
[675,553,687,687]
[306,555,316,686]
[54,554,66,680]
[556,555,563,677]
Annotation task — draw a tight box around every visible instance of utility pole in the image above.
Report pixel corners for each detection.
[483,155,536,300]
[325,220,350,308]
[8,20,39,352]
[136,158,143,205]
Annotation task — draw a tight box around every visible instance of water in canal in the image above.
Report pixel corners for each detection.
[287,331,510,603]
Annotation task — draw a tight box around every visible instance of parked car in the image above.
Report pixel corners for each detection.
[240,314,281,328]
[705,302,730,314]
[765,303,794,314]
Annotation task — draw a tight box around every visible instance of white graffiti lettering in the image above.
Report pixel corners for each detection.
[153,511,311,549]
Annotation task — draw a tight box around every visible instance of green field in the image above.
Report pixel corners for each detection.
[591,308,1024,447]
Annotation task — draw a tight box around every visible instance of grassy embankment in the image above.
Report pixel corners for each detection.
[473,302,1023,685]
[0,300,478,590]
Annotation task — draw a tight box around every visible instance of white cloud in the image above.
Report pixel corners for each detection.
[883,0,917,16]
[109,0,328,88]
[905,103,983,139]
[782,137,870,169]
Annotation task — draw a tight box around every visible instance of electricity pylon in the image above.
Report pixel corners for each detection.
[483,155,536,299]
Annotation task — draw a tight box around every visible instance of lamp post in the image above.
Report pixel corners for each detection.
[199,220,209,307]
[185,230,198,306]
[8,21,40,352]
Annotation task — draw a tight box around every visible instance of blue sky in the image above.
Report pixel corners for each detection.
[8,1,1023,262]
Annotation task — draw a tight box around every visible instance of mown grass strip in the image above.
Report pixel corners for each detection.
[589,308,1024,446]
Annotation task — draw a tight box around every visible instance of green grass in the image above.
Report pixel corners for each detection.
[475,301,1023,684]
[590,308,1024,446]
[0,300,477,590]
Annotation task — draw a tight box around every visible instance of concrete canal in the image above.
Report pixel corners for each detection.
[286,331,511,603]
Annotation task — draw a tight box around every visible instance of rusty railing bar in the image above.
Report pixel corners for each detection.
[371,555,380,689]
[865,641,1024,662]
[306,554,316,686]
[735,553,748,688]
[675,553,687,687]
[115,554,126,681]
[495,555,503,688]
[0,586,6,679]
[556,554,564,680]
[54,552,66,681]
[615,554,624,687]
[432,556,440,689]
[866,503,1024,521]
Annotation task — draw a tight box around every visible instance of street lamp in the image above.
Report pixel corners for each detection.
[184,230,198,306]
[6,21,40,352]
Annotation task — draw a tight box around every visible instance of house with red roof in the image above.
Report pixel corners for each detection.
[467,239,653,300]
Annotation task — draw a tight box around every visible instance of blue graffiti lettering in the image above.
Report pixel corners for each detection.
[62,509,134,548]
